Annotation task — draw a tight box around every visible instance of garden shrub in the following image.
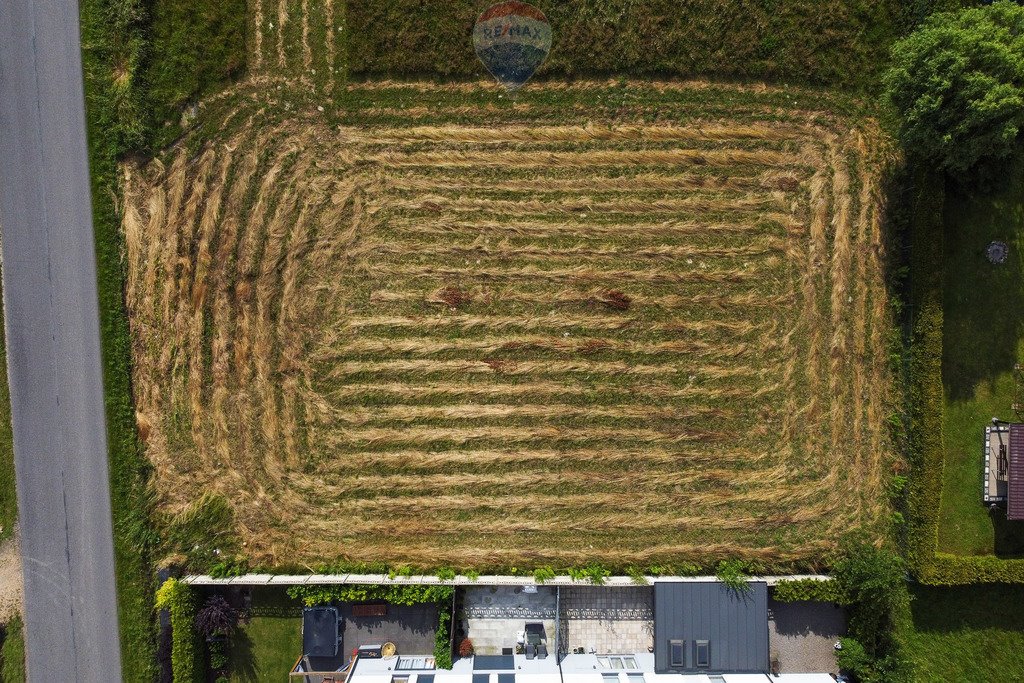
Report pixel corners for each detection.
[831,541,912,682]
[715,560,751,592]
[773,578,846,603]
[435,600,453,669]
[568,564,610,585]
[533,567,556,583]
[196,595,239,638]
[155,579,202,683]
[285,584,454,607]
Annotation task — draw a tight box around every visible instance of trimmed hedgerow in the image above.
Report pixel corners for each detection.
[156,579,202,683]
[285,584,454,607]
[434,599,454,670]
[900,165,1024,584]
[773,578,846,603]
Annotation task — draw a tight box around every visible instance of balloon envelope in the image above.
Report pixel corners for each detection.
[473,2,552,91]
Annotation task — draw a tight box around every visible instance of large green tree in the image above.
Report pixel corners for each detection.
[884,1,1024,178]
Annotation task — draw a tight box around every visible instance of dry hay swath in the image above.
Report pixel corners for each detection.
[123,80,893,569]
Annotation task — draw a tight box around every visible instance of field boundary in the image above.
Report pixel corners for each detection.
[182,573,830,587]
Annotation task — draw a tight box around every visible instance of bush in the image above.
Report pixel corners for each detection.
[568,564,610,585]
[773,578,846,603]
[435,600,453,669]
[155,578,202,683]
[285,584,454,607]
[884,1,1024,179]
[196,595,240,638]
[207,638,229,672]
[533,567,556,584]
[830,541,912,682]
[835,637,872,678]
[459,637,474,657]
[715,560,751,592]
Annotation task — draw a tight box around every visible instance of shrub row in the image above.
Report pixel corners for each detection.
[155,579,202,683]
[434,599,454,670]
[772,578,846,603]
[285,584,455,607]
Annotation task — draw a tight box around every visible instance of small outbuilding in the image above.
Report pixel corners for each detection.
[653,581,768,674]
[984,423,1024,520]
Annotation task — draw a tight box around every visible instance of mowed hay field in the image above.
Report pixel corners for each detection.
[121,80,895,570]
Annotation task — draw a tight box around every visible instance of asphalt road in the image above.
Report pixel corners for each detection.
[0,0,124,679]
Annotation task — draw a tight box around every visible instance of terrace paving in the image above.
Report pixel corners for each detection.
[559,587,653,654]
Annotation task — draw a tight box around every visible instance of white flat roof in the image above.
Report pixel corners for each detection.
[723,675,835,683]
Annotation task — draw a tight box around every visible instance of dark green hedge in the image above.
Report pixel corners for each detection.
[347,0,905,87]
[773,578,846,603]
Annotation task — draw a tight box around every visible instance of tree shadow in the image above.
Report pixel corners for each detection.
[991,506,1024,557]
[230,628,257,682]
[910,584,1024,634]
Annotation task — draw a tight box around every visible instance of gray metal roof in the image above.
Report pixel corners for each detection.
[1009,424,1024,520]
[653,581,768,674]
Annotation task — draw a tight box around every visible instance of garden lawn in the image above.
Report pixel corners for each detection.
[904,584,1024,682]
[937,159,1024,557]
[229,590,302,682]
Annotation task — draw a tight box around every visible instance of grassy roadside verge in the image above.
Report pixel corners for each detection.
[79,0,157,678]
[0,615,25,683]
[0,282,14,543]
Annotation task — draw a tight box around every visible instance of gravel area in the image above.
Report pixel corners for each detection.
[0,528,23,623]
[768,597,845,674]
